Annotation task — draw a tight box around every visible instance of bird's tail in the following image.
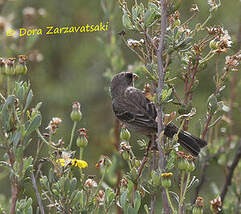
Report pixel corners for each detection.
[164,123,207,157]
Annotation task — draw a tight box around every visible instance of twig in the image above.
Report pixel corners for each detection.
[10,180,18,214]
[137,139,152,177]
[201,113,212,139]
[145,31,158,51]
[156,0,170,213]
[31,173,45,214]
[114,119,123,214]
[221,141,241,201]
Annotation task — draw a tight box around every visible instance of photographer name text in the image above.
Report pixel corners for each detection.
[6,22,109,37]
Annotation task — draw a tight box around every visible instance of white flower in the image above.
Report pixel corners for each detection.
[219,29,232,48]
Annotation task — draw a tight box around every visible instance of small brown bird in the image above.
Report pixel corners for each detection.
[110,72,207,156]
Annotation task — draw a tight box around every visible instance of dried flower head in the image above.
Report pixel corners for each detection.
[127,39,144,48]
[0,58,5,67]
[210,195,222,213]
[225,54,241,71]
[120,177,128,187]
[84,178,97,188]
[177,151,185,158]
[196,196,204,207]
[18,55,28,64]
[46,117,62,134]
[6,58,16,66]
[190,4,199,13]
[219,30,232,48]
[96,156,112,168]
[28,50,44,62]
[96,190,105,205]
[183,154,196,161]
[208,0,221,12]
[77,128,88,138]
[120,142,131,151]
[72,102,81,111]
[22,7,36,19]
[38,8,47,17]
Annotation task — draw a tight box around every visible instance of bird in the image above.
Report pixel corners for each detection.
[110,72,207,156]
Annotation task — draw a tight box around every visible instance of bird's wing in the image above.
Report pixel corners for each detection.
[112,87,157,129]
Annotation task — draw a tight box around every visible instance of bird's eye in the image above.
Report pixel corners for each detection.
[126,73,133,79]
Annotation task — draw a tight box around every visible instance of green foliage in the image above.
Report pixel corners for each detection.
[0,0,240,213]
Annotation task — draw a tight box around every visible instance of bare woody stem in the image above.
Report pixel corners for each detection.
[31,173,45,214]
[221,141,241,202]
[156,0,170,213]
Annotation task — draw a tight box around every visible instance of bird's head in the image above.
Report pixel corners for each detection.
[110,72,138,98]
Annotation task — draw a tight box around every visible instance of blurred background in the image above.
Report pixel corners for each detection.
[0,0,240,211]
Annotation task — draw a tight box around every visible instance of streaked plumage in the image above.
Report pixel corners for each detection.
[110,72,207,156]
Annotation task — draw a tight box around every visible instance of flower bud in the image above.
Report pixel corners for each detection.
[193,197,204,214]
[134,159,141,168]
[120,128,131,141]
[0,58,5,74]
[178,158,188,171]
[76,136,88,148]
[209,40,218,50]
[161,172,173,188]
[121,150,130,160]
[5,58,16,75]
[192,207,203,214]
[187,161,196,172]
[15,55,28,75]
[76,128,88,148]
[70,102,82,122]
[173,19,181,27]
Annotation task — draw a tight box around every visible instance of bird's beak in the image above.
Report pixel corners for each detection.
[133,73,139,81]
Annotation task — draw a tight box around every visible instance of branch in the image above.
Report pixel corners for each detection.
[221,141,241,202]
[31,173,45,214]
[156,0,170,213]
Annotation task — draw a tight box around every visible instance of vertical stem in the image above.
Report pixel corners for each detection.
[69,121,77,150]
[31,173,45,214]
[7,76,11,95]
[178,172,190,214]
[165,188,176,213]
[10,180,18,214]
[94,167,107,196]
[156,0,169,213]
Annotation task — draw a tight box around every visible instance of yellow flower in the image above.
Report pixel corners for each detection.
[161,172,173,178]
[72,158,88,168]
[56,158,71,167]
[56,158,88,168]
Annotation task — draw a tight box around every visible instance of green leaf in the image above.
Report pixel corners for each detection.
[70,177,77,192]
[161,88,173,103]
[120,190,128,209]
[122,12,134,30]
[1,95,15,130]
[24,89,33,112]
[208,94,218,113]
[11,131,21,149]
[144,9,155,27]
[64,178,70,194]
[134,191,141,212]
[106,188,115,206]
[25,114,42,136]
[35,102,42,110]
